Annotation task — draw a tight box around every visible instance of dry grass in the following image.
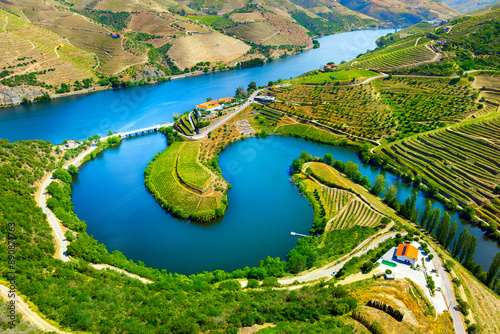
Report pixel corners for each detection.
[128,12,178,35]
[349,279,453,334]
[230,12,265,23]
[226,22,278,43]
[93,0,151,12]
[167,32,250,69]
[436,250,500,333]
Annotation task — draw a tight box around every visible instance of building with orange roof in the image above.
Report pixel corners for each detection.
[395,243,419,265]
[196,97,235,112]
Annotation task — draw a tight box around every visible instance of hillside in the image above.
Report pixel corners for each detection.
[444,0,499,14]
[339,0,460,26]
[0,0,465,106]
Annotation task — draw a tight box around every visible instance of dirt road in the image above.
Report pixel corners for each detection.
[0,284,70,333]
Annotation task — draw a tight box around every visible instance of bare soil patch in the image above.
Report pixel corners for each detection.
[128,12,178,35]
[168,32,250,69]
[230,12,264,23]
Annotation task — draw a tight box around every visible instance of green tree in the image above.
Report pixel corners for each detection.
[67,164,79,176]
[420,199,432,228]
[324,153,334,166]
[299,151,313,162]
[291,158,305,173]
[371,174,386,196]
[248,81,257,91]
[460,235,477,265]
[444,221,458,249]
[486,252,500,287]
[427,180,440,196]
[427,208,441,235]
[360,176,371,188]
[344,161,359,180]
[452,228,470,258]
[384,185,398,207]
[436,212,451,244]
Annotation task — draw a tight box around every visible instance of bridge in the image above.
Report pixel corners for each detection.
[118,122,174,139]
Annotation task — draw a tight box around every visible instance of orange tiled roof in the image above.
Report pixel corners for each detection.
[395,244,419,260]
[197,97,234,109]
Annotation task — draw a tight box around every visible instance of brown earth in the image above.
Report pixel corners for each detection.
[128,12,179,36]
[167,32,250,69]
[230,12,265,22]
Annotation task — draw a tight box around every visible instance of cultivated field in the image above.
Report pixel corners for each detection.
[145,141,227,222]
[0,9,96,86]
[288,69,379,85]
[128,12,178,36]
[300,162,386,231]
[270,75,481,140]
[177,142,213,192]
[167,32,250,69]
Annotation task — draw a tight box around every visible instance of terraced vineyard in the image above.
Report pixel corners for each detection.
[329,198,383,230]
[270,85,391,139]
[145,141,227,222]
[380,113,500,207]
[177,142,213,192]
[298,162,385,232]
[351,45,437,71]
[269,76,480,140]
[0,10,96,85]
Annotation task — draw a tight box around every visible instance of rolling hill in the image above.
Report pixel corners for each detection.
[0,0,464,106]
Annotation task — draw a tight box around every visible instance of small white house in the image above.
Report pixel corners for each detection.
[395,244,419,265]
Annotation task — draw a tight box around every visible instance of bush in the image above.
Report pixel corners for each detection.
[385,269,392,274]
[262,277,280,288]
[246,279,260,289]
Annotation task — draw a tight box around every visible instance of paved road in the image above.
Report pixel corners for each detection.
[277,231,400,286]
[191,89,262,140]
[431,249,466,334]
[0,284,70,333]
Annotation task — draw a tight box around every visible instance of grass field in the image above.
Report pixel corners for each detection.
[287,69,379,85]
[188,15,221,24]
[145,141,227,222]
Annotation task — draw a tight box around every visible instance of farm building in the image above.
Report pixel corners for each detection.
[254,96,275,103]
[64,140,78,149]
[323,63,337,70]
[395,244,419,265]
[196,97,234,112]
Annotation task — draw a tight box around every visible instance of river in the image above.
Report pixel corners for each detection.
[2,29,498,274]
[0,29,391,144]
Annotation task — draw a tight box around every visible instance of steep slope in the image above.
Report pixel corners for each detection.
[443,0,499,14]
[339,0,460,26]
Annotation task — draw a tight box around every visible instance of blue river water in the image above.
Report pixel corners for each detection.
[1,29,498,274]
[0,29,392,144]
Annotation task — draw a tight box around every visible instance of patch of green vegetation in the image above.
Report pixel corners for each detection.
[75,10,131,31]
[291,11,343,36]
[289,69,379,85]
[144,136,226,222]
[177,142,212,191]
[275,123,348,146]
[188,15,221,24]
[211,15,237,29]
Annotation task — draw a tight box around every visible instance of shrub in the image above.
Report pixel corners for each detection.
[385,269,392,275]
